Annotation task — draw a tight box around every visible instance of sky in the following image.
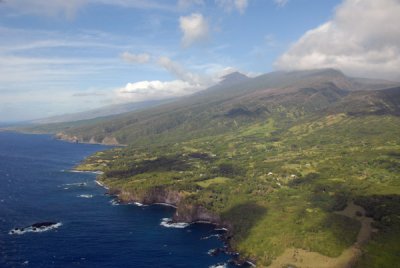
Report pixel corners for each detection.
[1,0,400,122]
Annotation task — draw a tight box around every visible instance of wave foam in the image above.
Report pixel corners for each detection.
[160,218,189,228]
[78,194,93,198]
[95,180,109,190]
[201,234,221,240]
[9,222,62,235]
[133,202,147,207]
[154,202,177,208]
[110,199,120,206]
[209,263,227,268]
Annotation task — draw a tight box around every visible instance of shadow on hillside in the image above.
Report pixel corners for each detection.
[306,183,400,256]
[354,194,400,224]
[221,202,267,242]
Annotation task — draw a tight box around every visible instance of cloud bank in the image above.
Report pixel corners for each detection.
[116,80,200,102]
[116,55,211,102]
[116,55,237,102]
[275,0,400,81]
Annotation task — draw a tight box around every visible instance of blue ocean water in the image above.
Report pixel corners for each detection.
[0,132,241,268]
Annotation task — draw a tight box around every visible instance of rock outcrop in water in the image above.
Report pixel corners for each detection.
[9,222,62,235]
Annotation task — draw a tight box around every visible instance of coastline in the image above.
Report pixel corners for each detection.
[90,174,253,267]
[55,132,126,147]
[2,132,247,268]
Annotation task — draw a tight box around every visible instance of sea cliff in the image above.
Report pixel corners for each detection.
[55,132,120,146]
[101,183,247,264]
[108,186,227,228]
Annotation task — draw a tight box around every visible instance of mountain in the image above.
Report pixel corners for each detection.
[218,71,250,86]
[52,69,399,146]
[30,71,249,126]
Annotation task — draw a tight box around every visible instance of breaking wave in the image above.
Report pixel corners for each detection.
[95,180,109,190]
[160,218,189,228]
[110,199,120,206]
[133,202,148,207]
[209,263,227,268]
[78,194,93,198]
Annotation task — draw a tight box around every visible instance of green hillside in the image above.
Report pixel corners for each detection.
[62,69,400,267]
[79,118,400,267]
[53,69,399,146]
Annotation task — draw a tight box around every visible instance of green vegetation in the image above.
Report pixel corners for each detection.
[78,113,400,266]
[196,177,230,188]
[69,69,400,267]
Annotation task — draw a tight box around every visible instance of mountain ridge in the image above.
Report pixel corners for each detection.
[46,69,400,146]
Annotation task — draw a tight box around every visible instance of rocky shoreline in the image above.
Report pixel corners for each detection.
[98,180,255,267]
[107,186,227,227]
[55,132,123,146]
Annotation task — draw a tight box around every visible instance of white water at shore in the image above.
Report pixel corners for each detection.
[95,180,109,190]
[160,218,190,228]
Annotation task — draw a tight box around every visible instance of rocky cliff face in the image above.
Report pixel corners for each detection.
[174,204,222,224]
[55,132,80,143]
[102,184,245,263]
[108,186,225,226]
[113,187,182,205]
[55,132,120,145]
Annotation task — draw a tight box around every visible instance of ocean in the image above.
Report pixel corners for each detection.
[0,132,242,268]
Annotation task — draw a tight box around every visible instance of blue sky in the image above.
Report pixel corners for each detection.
[1,0,399,121]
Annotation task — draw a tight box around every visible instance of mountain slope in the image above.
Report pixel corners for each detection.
[70,69,400,267]
[50,69,400,268]
[55,69,399,146]
[77,97,400,267]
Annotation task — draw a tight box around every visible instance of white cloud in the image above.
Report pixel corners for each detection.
[215,0,249,14]
[116,79,202,102]
[179,13,209,48]
[274,0,288,7]
[120,52,151,64]
[116,56,246,102]
[275,0,400,81]
[0,26,163,121]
